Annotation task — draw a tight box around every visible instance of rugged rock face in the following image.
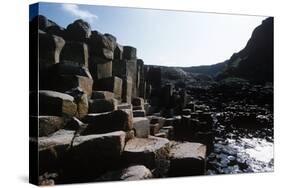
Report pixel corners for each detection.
[217,17,273,83]
[31,15,273,185]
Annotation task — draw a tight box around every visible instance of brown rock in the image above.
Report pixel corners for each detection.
[39,90,77,117]
[38,116,66,136]
[123,136,170,169]
[82,110,133,134]
[88,98,118,113]
[169,142,207,176]
[94,77,122,101]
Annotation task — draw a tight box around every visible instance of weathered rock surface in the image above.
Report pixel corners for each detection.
[169,142,207,176]
[63,131,126,181]
[65,19,91,42]
[38,129,75,174]
[88,98,118,113]
[60,41,89,67]
[94,76,123,101]
[133,117,150,138]
[39,31,65,65]
[96,165,152,181]
[39,90,77,117]
[123,46,137,60]
[123,136,170,169]
[38,116,66,136]
[91,90,115,100]
[82,110,133,134]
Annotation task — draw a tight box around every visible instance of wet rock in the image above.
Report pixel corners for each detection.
[88,98,118,113]
[169,142,207,176]
[96,165,152,181]
[123,136,170,169]
[39,90,77,117]
[82,110,133,134]
[133,117,150,138]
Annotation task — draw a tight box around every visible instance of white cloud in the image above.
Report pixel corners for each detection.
[61,4,98,24]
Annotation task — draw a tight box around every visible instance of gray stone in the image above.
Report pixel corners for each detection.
[169,142,207,176]
[91,91,114,100]
[60,41,89,67]
[64,131,126,180]
[114,43,123,60]
[132,97,144,107]
[121,76,132,103]
[123,136,170,169]
[38,116,66,137]
[39,90,77,117]
[93,77,122,101]
[88,31,116,60]
[133,110,146,117]
[88,98,118,113]
[123,46,137,60]
[38,129,75,174]
[82,110,133,134]
[65,19,91,42]
[39,31,65,65]
[133,117,150,138]
[117,103,132,110]
[112,59,137,97]
[96,165,152,181]
[88,57,112,80]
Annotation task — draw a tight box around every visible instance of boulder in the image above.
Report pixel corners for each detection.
[88,98,118,113]
[133,110,146,117]
[96,165,152,181]
[133,117,150,138]
[93,77,122,101]
[39,90,77,117]
[169,142,207,176]
[38,129,75,174]
[63,131,126,181]
[91,91,114,100]
[38,116,66,136]
[87,31,116,60]
[39,31,65,65]
[123,46,137,60]
[88,57,112,80]
[123,136,170,169]
[60,41,89,67]
[82,110,133,134]
[65,19,91,42]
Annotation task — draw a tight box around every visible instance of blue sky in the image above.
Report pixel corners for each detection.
[31,2,266,67]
